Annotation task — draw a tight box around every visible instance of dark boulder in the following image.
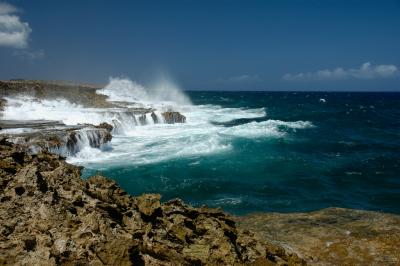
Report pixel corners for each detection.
[95,122,113,132]
[162,111,186,124]
[151,112,158,124]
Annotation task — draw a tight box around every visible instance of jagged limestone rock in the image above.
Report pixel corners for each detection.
[0,140,305,265]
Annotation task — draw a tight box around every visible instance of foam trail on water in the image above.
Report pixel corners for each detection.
[220,120,314,138]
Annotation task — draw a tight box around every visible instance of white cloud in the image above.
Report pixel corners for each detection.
[0,2,31,48]
[283,62,399,81]
[0,2,17,14]
[218,74,262,83]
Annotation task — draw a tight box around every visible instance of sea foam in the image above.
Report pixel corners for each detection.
[1,78,313,166]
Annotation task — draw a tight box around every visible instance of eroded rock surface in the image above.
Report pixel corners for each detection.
[236,208,400,266]
[162,111,186,124]
[0,140,304,265]
[0,121,113,156]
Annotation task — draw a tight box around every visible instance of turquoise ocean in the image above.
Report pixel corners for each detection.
[79,91,400,215]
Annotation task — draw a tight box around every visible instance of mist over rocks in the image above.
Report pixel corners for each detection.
[0,139,305,265]
[0,79,189,161]
[0,79,315,167]
[0,80,188,125]
[97,77,192,106]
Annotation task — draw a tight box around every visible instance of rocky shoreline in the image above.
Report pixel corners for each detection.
[0,139,304,265]
[2,135,400,266]
[1,80,400,265]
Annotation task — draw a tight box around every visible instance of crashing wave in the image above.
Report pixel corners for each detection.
[97,77,192,106]
[220,120,314,138]
[0,78,314,166]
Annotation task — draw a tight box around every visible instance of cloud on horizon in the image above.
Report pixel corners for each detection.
[0,2,32,48]
[218,74,262,83]
[283,62,399,82]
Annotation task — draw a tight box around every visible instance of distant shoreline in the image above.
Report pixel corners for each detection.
[1,79,399,92]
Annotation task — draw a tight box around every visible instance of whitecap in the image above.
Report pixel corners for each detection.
[220,120,314,138]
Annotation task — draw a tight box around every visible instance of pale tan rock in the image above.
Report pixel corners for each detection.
[136,193,161,217]
[237,208,400,265]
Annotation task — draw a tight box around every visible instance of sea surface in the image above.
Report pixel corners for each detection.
[78,91,400,215]
[2,79,399,215]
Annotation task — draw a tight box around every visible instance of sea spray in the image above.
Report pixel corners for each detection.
[97,76,192,106]
[1,79,313,166]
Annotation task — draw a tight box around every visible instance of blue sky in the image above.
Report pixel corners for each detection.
[0,0,399,91]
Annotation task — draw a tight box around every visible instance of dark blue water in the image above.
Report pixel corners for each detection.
[84,92,400,215]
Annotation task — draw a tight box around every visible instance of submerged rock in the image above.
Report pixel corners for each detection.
[162,111,186,124]
[0,140,304,265]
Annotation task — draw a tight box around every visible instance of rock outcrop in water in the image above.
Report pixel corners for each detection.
[0,139,305,265]
[162,111,186,124]
[0,120,113,156]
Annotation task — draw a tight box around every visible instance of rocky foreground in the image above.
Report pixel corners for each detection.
[0,139,305,265]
